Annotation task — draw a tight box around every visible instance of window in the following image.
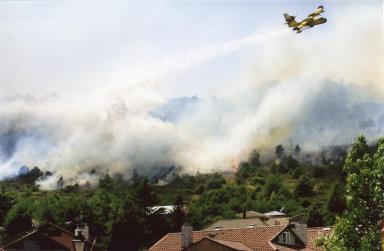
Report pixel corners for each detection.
[279,231,291,244]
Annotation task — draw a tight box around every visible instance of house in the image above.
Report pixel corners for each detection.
[149,222,331,251]
[0,222,94,251]
[204,211,292,231]
[204,218,269,231]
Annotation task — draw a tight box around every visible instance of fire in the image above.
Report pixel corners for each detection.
[231,150,248,172]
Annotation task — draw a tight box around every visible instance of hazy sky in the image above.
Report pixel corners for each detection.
[1,0,381,98]
[0,1,383,187]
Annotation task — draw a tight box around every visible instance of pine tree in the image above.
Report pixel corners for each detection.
[275,145,285,159]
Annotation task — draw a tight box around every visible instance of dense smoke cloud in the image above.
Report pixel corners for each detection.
[0,4,382,189]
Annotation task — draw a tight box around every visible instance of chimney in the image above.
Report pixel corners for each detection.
[291,223,307,245]
[181,224,193,249]
[75,223,89,241]
[31,219,40,228]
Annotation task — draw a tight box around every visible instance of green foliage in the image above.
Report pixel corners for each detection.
[0,138,359,250]
[236,162,257,182]
[275,144,285,159]
[292,166,304,178]
[248,149,261,167]
[321,135,384,250]
[264,175,283,197]
[252,176,266,186]
[4,198,33,237]
[0,186,13,225]
[207,173,226,189]
[294,175,313,197]
[326,182,345,214]
[15,167,44,184]
[307,202,326,227]
[312,166,326,178]
[286,156,299,170]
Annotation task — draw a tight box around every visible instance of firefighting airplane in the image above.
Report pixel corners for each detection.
[283,6,327,33]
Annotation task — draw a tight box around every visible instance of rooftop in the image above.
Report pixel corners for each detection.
[149,225,331,251]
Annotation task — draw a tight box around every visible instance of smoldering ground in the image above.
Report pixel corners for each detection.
[0,4,382,189]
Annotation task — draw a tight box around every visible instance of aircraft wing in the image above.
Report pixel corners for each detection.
[308,17,327,26]
[308,5,325,17]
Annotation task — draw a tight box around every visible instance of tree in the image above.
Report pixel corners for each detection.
[236,162,256,182]
[131,178,159,212]
[326,182,345,214]
[264,176,283,197]
[207,174,226,189]
[16,166,43,184]
[286,156,299,170]
[294,144,301,154]
[294,175,313,197]
[307,202,325,227]
[0,187,13,225]
[4,199,34,237]
[173,195,185,231]
[292,166,304,178]
[109,206,144,251]
[275,145,285,159]
[320,136,384,250]
[248,150,261,167]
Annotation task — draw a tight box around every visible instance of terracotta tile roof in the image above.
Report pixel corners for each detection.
[207,238,253,251]
[204,218,268,230]
[150,225,331,251]
[150,225,289,251]
[306,227,331,251]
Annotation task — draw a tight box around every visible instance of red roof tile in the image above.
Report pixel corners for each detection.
[150,225,331,251]
[207,238,253,251]
[150,225,290,251]
[306,228,331,251]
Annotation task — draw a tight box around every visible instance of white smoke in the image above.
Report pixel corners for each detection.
[0,4,382,189]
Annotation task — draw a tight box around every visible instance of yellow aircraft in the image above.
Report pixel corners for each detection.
[283,6,327,33]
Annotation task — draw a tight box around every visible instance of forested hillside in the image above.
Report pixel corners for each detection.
[0,141,353,251]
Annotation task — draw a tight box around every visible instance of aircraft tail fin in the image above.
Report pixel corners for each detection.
[283,13,298,27]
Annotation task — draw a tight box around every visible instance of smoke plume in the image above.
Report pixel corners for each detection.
[0,4,382,189]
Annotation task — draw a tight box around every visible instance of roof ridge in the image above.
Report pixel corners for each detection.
[195,224,288,233]
[149,232,176,250]
[307,227,332,231]
[162,224,288,235]
[1,230,38,248]
[45,221,74,237]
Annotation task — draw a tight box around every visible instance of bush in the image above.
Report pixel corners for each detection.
[292,166,304,178]
[252,177,266,186]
